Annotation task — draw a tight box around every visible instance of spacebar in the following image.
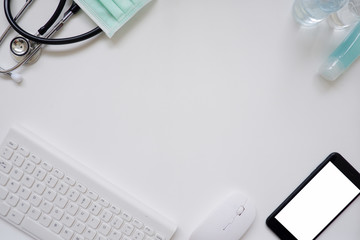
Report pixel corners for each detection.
[21,217,63,240]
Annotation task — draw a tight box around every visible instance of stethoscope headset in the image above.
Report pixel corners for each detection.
[0,0,103,83]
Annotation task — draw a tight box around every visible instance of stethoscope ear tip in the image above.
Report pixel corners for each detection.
[10,72,23,83]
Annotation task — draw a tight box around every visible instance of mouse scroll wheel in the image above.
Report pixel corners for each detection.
[236,206,245,215]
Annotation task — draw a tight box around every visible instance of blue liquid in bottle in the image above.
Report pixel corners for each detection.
[320,21,360,80]
[293,0,349,26]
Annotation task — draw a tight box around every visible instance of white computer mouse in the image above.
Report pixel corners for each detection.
[190,192,256,240]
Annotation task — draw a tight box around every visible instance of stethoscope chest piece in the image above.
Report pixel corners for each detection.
[1,0,102,83]
[10,36,41,64]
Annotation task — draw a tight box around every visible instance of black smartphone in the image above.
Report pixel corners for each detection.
[266,152,360,240]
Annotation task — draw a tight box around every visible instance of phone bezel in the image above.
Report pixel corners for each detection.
[266,152,360,239]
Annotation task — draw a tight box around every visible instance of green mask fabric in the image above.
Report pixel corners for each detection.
[74,0,151,38]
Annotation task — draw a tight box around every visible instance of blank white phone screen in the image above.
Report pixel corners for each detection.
[275,162,360,240]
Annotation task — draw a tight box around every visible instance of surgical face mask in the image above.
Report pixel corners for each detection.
[74,0,151,38]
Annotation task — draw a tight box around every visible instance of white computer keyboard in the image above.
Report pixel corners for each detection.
[0,127,176,240]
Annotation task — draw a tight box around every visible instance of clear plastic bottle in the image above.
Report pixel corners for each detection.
[319,21,360,80]
[293,0,349,26]
[328,0,360,29]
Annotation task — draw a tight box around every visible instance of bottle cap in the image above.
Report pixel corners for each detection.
[319,57,346,81]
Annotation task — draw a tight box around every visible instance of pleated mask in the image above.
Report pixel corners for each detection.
[74,0,151,37]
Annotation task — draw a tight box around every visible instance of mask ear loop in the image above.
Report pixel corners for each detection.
[4,0,103,45]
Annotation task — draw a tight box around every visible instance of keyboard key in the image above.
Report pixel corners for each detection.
[29,154,41,164]
[29,193,42,207]
[7,179,20,192]
[109,230,122,240]
[17,201,30,213]
[77,209,89,222]
[144,226,154,236]
[133,219,143,229]
[33,168,47,181]
[95,235,107,240]
[62,214,75,227]
[18,186,31,199]
[133,229,145,240]
[0,171,9,185]
[67,189,80,202]
[66,202,78,215]
[121,223,134,236]
[39,213,52,227]
[64,176,75,186]
[100,210,113,222]
[110,205,121,215]
[155,234,165,240]
[98,198,109,207]
[18,146,30,157]
[51,207,64,220]
[88,216,101,228]
[21,175,35,188]
[7,140,18,150]
[0,160,12,174]
[44,189,57,202]
[10,168,23,181]
[60,228,73,240]
[0,186,8,199]
[22,161,35,174]
[7,193,20,206]
[8,208,24,224]
[120,211,132,222]
[54,195,68,209]
[89,203,102,215]
[33,182,46,195]
[73,221,85,233]
[55,181,69,195]
[86,190,98,200]
[83,227,97,240]
[75,183,87,193]
[45,175,57,188]
[73,234,84,240]
[50,220,63,234]
[111,216,123,229]
[53,169,64,179]
[28,207,41,220]
[0,202,11,216]
[41,162,53,171]
[40,200,53,214]
[11,154,24,167]
[98,222,112,235]
[1,146,13,160]
[78,196,91,208]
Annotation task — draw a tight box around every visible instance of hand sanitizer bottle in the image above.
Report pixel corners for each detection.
[328,0,360,29]
[293,0,349,26]
[319,21,360,80]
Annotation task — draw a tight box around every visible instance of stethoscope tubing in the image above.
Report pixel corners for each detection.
[0,1,77,74]
[4,0,102,45]
[0,0,35,76]
[0,0,33,45]
[0,0,103,79]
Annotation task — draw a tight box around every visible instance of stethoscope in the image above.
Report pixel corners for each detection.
[0,0,102,83]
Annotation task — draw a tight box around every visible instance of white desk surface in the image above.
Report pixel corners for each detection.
[1,0,360,239]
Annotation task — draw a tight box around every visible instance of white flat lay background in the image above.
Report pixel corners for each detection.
[1,0,360,239]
